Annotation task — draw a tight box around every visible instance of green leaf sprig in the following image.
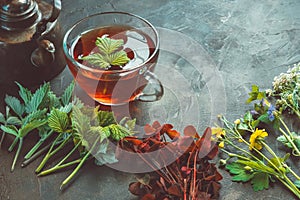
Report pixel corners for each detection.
[80,37,130,69]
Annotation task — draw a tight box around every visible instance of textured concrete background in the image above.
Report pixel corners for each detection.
[1,0,300,199]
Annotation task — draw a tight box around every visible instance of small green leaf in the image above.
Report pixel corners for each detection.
[5,95,25,117]
[251,172,269,191]
[16,82,32,104]
[107,51,130,66]
[81,37,130,69]
[108,124,131,141]
[251,120,260,129]
[81,53,110,68]
[97,111,116,127]
[0,112,5,123]
[19,120,47,137]
[25,83,50,113]
[95,37,124,55]
[71,106,91,136]
[0,125,18,137]
[22,109,47,125]
[6,116,22,125]
[48,109,69,133]
[258,113,270,123]
[61,82,75,106]
[246,85,266,103]
[237,123,249,131]
[232,171,253,182]
[244,111,252,122]
[226,162,245,175]
[94,142,118,166]
[48,91,61,109]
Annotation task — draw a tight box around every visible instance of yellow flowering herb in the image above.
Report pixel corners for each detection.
[212,127,226,138]
[234,119,241,125]
[249,129,268,150]
[219,141,225,148]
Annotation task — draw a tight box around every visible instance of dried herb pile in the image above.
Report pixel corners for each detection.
[118,121,222,200]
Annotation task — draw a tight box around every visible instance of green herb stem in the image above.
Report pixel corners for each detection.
[24,130,54,159]
[281,162,300,180]
[35,133,71,173]
[280,174,300,199]
[8,137,19,152]
[38,141,82,176]
[11,138,23,172]
[60,137,99,190]
[279,127,300,156]
[261,141,283,169]
[0,131,6,148]
[38,159,81,176]
[21,143,52,168]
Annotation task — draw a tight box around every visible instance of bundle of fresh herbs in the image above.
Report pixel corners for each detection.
[0,82,135,189]
[214,62,300,199]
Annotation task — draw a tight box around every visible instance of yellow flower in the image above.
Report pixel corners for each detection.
[218,141,224,148]
[249,129,268,150]
[234,119,241,125]
[212,127,226,138]
[238,138,243,143]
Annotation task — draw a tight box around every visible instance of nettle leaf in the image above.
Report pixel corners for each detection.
[94,142,118,166]
[71,106,91,136]
[5,95,25,117]
[119,117,136,131]
[16,82,32,104]
[23,109,47,125]
[25,83,50,113]
[59,102,73,113]
[48,109,69,133]
[0,125,18,137]
[19,120,47,137]
[61,81,75,106]
[108,124,131,141]
[6,116,22,125]
[251,172,269,191]
[97,111,116,127]
[48,91,61,109]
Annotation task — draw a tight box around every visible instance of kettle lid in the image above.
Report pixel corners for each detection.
[0,0,42,31]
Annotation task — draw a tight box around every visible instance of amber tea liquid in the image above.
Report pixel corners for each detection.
[67,25,158,105]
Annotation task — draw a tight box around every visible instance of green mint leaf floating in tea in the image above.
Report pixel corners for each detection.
[81,37,130,69]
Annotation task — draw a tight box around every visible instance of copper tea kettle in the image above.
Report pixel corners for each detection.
[0,0,65,92]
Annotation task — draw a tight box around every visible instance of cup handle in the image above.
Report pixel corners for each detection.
[135,70,164,102]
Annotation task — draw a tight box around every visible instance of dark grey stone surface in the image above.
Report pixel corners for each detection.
[1,0,300,199]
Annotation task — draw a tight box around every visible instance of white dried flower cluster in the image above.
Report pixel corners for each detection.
[272,62,300,94]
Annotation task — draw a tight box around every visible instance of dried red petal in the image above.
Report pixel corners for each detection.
[167,184,182,197]
[197,127,213,158]
[128,182,146,196]
[184,125,200,138]
[206,145,219,160]
[141,194,156,200]
[166,129,180,140]
[144,124,157,136]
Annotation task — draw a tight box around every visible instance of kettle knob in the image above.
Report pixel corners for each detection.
[0,0,42,31]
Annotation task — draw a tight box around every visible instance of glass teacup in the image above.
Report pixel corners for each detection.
[63,12,163,105]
